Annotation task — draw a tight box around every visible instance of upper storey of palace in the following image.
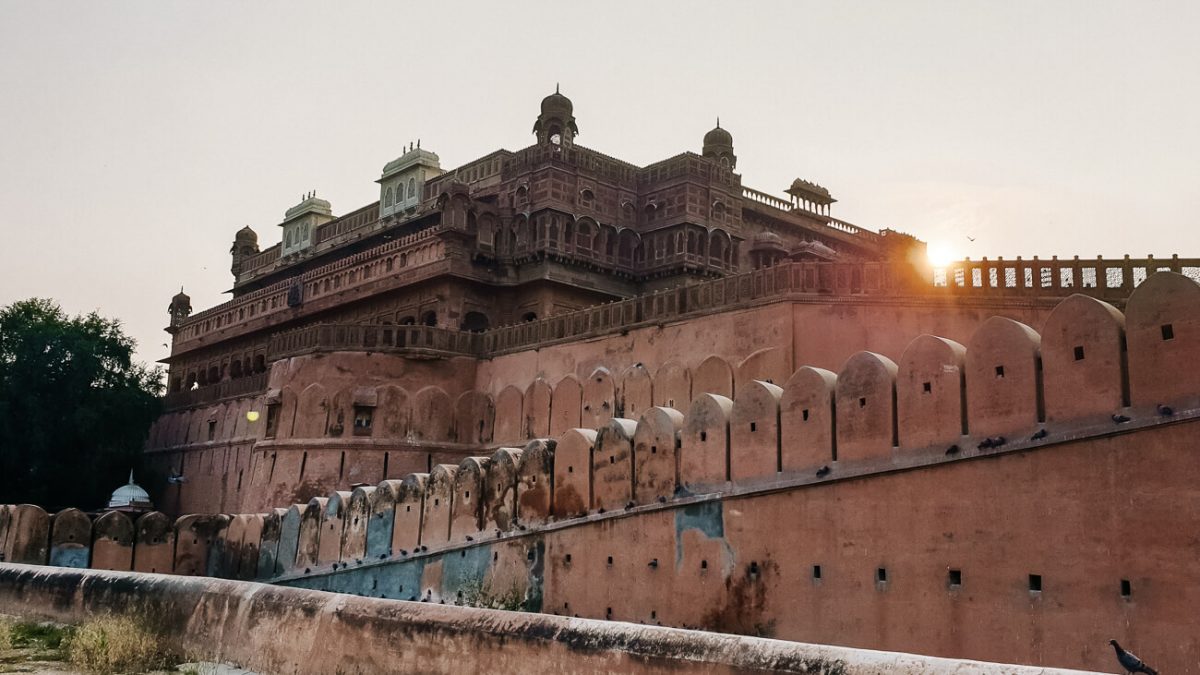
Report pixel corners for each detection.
[164,90,925,355]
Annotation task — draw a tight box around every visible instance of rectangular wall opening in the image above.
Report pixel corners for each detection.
[876,567,887,583]
[1073,345,1085,361]
[812,565,822,580]
[1029,574,1042,592]
[1162,324,1175,340]
[1121,579,1131,598]
[948,569,962,587]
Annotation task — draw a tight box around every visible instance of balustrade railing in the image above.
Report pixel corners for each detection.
[163,371,269,410]
[935,255,1200,299]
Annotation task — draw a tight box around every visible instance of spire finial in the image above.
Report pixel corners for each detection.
[556,82,560,94]
[128,469,135,485]
[716,116,721,128]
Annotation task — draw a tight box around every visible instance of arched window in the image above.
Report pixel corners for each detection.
[576,221,593,253]
[254,355,266,373]
[408,178,416,199]
[521,312,538,322]
[420,310,437,327]
[460,311,490,333]
[384,187,393,206]
[400,316,416,325]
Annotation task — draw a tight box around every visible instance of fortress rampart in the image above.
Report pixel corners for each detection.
[7,271,1200,673]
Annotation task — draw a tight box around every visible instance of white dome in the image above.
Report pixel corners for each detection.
[108,471,153,510]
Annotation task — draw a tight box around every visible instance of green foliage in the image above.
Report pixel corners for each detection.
[0,298,162,508]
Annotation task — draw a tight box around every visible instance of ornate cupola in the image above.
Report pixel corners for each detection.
[533,85,578,147]
[167,288,192,331]
[702,119,737,169]
[280,191,334,257]
[229,225,259,276]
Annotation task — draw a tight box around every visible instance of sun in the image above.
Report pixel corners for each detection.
[926,242,958,268]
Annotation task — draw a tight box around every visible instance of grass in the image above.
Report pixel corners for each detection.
[66,614,179,675]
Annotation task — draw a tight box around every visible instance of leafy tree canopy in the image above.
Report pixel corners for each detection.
[0,298,162,509]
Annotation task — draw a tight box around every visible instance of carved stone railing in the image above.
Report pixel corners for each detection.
[163,371,269,409]
[175,226,445,347]
[741,186,793,211]
[936,255,1200,300]
[267,323,484,361]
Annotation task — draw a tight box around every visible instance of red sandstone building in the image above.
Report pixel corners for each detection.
[112,89,1200,672]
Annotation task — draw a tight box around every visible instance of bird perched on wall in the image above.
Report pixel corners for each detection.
[465,535,474,542]
[1030,429,1048,441]
[657,495,667,503]
[978,437,994,450]
[1113,413,1132,424]
[815,465,831,478]
[944,445,960,456]
[1109,640,1157,674]
[1156,404,1174,416]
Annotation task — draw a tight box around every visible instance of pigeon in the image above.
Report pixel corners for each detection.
[815,465,831,478]
[1113,414,1131,424]
[1156,404,1174,416]
[1030,429,1048,441]
[1109,640,1157,675]
[657,496,667,503]
[625,501,636,510]
[465,535,474,542]
[944,445,960,456]
[977,437,994,450]
[647,559,659,568]
[598,507,606,514]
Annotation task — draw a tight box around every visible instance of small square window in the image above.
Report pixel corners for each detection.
[749,422,757,432]
[1073,346,1085,361]
[859,397,867,408]
[565,554,572,563]
[802,409,809,421]
[1120,579,1131,598]
[606,556,613,566]
[876,567,888,583]
[1162,324,1175,340]
[948,569,962,587]
[353,406,374,436]
[700,559,708,570]
[922,382,932,393]
[1028,574,1042,592]
[812,565,822,580]
[700,431,707,442]
[995,365,1005,378]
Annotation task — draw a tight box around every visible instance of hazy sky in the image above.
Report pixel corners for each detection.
[1,1,1197,367]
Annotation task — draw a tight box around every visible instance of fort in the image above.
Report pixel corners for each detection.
[3,90,1199,674]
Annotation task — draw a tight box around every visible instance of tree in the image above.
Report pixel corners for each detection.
[0,298,162,509]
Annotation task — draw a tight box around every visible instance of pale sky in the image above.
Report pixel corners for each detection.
[1,1,1197,367]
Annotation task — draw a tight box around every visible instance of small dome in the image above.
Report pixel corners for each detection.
[704,124,733,148]
[235,225,258,243]
[540,87,573,116]
[171,289,190,304]
[108,471,153,510]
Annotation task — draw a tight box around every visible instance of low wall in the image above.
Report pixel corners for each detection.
[0,564,1102,675]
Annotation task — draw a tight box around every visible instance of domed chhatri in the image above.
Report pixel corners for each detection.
[533,84,579,147]
[702,118,736,169]
[540,84,574,116]
[107,470,153,513]
[234,225,258,243]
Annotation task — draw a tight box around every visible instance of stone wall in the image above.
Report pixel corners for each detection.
[8,273,1200,672]
[0,564,1101,675]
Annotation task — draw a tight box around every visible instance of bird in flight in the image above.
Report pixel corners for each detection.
[1110,640,1157,675]
[966,236,976,242]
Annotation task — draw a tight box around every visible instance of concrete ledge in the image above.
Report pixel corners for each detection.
[0,564,1103,675]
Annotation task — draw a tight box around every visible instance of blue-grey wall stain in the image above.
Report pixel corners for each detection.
[675,501,733,571]
[365,509,395,559]
[274,539,545,611]
[49,545,89,568]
